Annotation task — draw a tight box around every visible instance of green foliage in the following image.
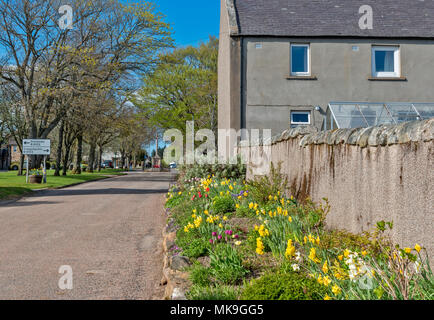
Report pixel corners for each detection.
[241,272,328,300]
[209,244,249,285]
[165,194,184,209]
[186,285,240,300]
[182,238,210,259]
[212,195,235,214]
[247,162,288,204]
[320,230,373,252]
[189,263,212,287]
[180,160,246,182]
[134,37,218,135]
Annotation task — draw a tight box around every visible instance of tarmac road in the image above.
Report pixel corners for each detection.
[0,171,175,300]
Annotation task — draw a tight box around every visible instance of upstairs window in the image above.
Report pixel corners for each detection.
[291,44,310,76]
[372,46,400,78]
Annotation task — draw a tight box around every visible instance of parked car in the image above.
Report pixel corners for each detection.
[169,162,177,169]
[101,160,113,169]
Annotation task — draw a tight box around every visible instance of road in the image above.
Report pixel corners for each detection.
[0,172,175,300]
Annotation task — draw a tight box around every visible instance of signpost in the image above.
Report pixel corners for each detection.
[22,139,51,184]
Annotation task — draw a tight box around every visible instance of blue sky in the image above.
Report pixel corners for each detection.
[153,0,220,46]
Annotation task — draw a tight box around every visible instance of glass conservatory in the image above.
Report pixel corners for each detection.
[325,102,434,130]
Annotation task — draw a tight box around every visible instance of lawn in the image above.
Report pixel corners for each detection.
[0,169,126,200]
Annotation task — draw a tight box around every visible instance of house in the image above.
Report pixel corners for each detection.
[218,0,434,136]
[0,137,21,170]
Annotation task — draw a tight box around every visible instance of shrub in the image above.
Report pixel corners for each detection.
[179,157,246,183]
[320,230,373,252]
[186,285,240,300]
[189,263,212,287]
[209,244,249,284]
[212,195,236,214]
[247,162,289,205]
[182,238,211,259]
[241,272,328,300]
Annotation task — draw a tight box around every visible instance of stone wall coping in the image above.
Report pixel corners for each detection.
[241,119,433,148]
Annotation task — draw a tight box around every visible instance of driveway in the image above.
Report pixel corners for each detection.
[0,171,175,300]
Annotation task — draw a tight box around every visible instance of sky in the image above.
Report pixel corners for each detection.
[152,0,220,46]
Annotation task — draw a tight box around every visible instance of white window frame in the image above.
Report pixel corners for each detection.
[290,44,310,76]
[372,46,401,78]
[291,111,311,125]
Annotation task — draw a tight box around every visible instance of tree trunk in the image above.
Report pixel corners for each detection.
[63,145,71,176]
[88,142,96,173]
[74,134,83,174]
[97,145,102,172]
[18,153,25,176]
[54,120,64,176]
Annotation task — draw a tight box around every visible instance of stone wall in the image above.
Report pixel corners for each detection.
[243,119,434,260]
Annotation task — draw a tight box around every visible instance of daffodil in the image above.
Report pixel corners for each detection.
[256,238,265,255]
[285,239,296,259]
[415,244,422,253]
[309,248,321,263]
[322,261,328,274]
[332,285,341,295]
[322,276,331,287]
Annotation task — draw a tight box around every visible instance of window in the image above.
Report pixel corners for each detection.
[291,111,311,126]
[291,44,310,76]
[372,46,400,78]
[13,146,17,152]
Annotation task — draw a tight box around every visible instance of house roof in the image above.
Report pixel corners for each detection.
[231,0,434,38]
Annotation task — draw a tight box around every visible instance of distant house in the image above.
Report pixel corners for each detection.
[218,0,434,136]
[0,137,21,170]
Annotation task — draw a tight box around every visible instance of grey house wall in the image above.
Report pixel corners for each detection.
[218,0,242,155]
[242,38,434,136]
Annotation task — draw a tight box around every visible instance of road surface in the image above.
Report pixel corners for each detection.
[0,172,175,300]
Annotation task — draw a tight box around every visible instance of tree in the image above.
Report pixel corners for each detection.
[0,0,172,169]
[133,36,218,137]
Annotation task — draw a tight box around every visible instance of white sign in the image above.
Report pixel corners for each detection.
[23,139,51,155]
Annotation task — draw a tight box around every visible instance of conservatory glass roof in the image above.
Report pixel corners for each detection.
[328,102,434,129]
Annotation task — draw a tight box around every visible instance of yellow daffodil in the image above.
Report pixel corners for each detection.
[285,239,296,259]
[256,238,265,255]
[322,276,331,287]
[404,248,412,254]
[322,261,329,274]
[324,295,332,300]
[332,285,341,295]
[415,244,422,253]
[309,248,321,263]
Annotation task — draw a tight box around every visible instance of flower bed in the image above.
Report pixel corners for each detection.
[164,165,433,300]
